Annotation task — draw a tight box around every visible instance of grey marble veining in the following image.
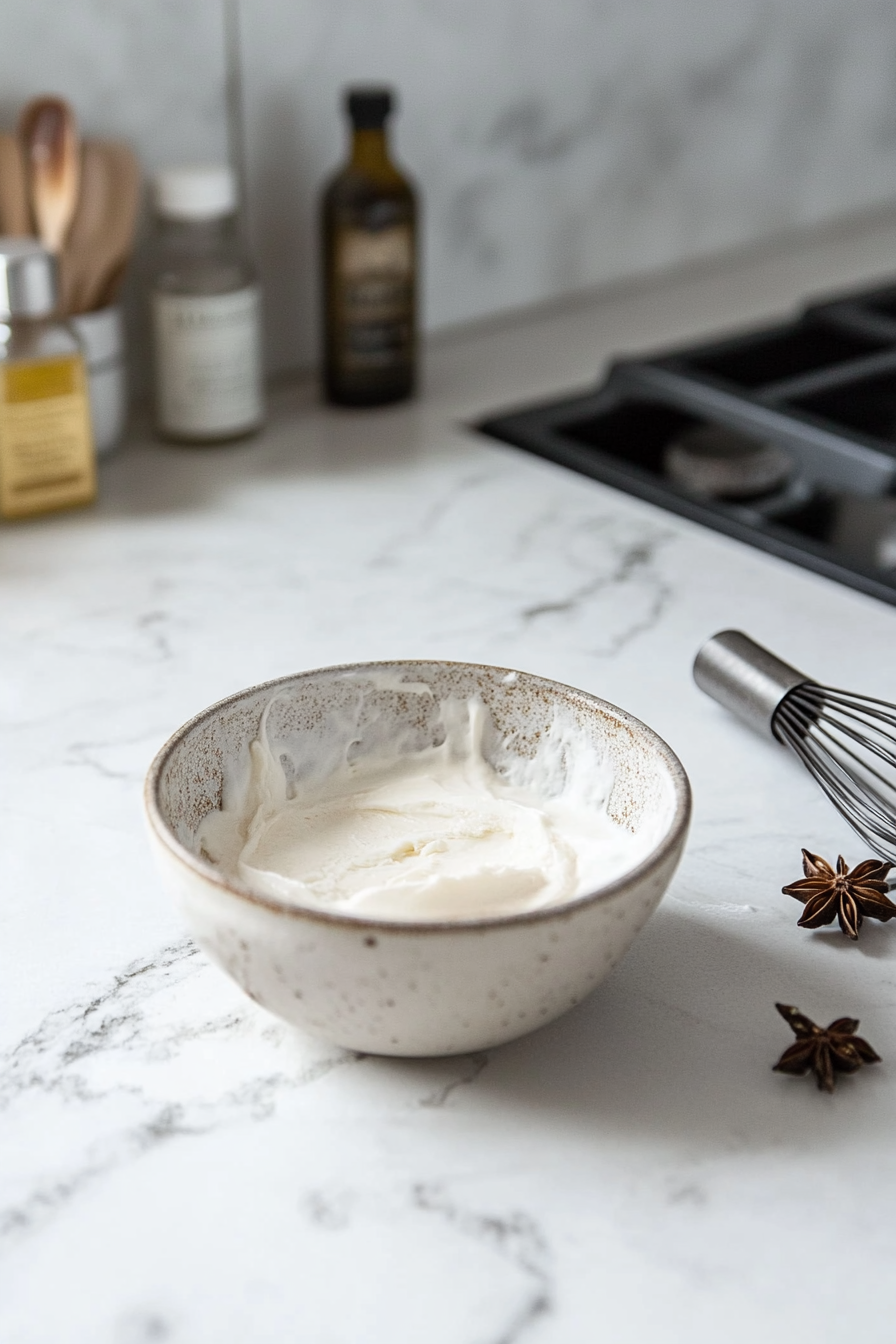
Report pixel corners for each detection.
[240,0,896,370]
[4,220,896,1340]
[3,1,896,381]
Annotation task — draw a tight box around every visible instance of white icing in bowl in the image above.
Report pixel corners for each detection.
[198,694,658,921]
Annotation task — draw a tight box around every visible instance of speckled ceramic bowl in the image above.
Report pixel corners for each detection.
[144,661,690,1056]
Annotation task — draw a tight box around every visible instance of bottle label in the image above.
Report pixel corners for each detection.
[0,355,96,519]
[337,225,414,370]
[152,286,263,438]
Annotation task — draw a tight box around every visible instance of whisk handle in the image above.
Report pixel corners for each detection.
[693,630,810,739]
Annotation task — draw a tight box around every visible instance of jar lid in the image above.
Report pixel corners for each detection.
[346,87,394,129]
[0,237,58,319]
[153,165,237,221]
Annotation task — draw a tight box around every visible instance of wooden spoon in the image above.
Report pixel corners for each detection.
[89,140,141,309]
[18,96,80,253]
[61,139,141,314]
[0,133,31,234]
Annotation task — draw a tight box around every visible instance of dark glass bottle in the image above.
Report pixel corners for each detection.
[321,88,417,406]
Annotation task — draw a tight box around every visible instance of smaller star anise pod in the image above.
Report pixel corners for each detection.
[782,849,896,940]
[773,1003,881,1093]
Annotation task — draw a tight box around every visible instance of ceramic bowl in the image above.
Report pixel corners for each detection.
[144,661,690,1056]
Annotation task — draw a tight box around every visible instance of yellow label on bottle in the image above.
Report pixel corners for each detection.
[0,355,96,520]
[6,359,79,402]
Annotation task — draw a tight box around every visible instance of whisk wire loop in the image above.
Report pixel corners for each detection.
[773,680,896,863]
[693,631,896,864]
[803,686,896,771]
[782,698,896,781]
[775,732,895,854]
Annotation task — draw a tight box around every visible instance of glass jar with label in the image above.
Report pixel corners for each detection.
[322,87,418,406]
[150,165,264,443]
[0,237,96,520]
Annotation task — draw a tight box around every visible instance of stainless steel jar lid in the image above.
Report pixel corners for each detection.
[0,237,59,319]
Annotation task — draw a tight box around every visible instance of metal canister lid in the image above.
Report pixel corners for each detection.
[153,166,237,221]
[0,238,58,319]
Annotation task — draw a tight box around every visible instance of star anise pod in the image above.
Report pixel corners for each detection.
[782,849,896,940]
[773,1003,881,1093]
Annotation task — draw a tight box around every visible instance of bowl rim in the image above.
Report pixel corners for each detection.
[144,659,691,933]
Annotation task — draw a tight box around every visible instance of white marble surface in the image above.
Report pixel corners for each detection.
[4,230,896,1341]
[240,0,896,371]
[4,1,896,376]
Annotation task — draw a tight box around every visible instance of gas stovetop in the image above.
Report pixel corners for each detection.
[479,278,896,608]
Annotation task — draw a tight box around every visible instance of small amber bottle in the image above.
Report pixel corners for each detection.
[321,87,417,406]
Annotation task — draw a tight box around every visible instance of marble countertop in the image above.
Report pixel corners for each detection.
[5,217,896,1343]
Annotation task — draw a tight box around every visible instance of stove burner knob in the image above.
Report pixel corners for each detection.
[664,424,793,500]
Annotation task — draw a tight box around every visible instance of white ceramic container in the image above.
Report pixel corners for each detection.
[70,306,127,455]
[144,662,691,1057]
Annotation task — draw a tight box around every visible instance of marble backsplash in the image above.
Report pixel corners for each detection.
[2,0,896,377]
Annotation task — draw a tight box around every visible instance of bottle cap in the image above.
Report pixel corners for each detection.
[153,166,237,221]
[346,87,394,129]
[0,237,58,319]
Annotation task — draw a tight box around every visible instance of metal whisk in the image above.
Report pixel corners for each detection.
[693,630,896,863]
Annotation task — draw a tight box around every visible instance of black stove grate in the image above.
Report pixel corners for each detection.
[478,279,896,609]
